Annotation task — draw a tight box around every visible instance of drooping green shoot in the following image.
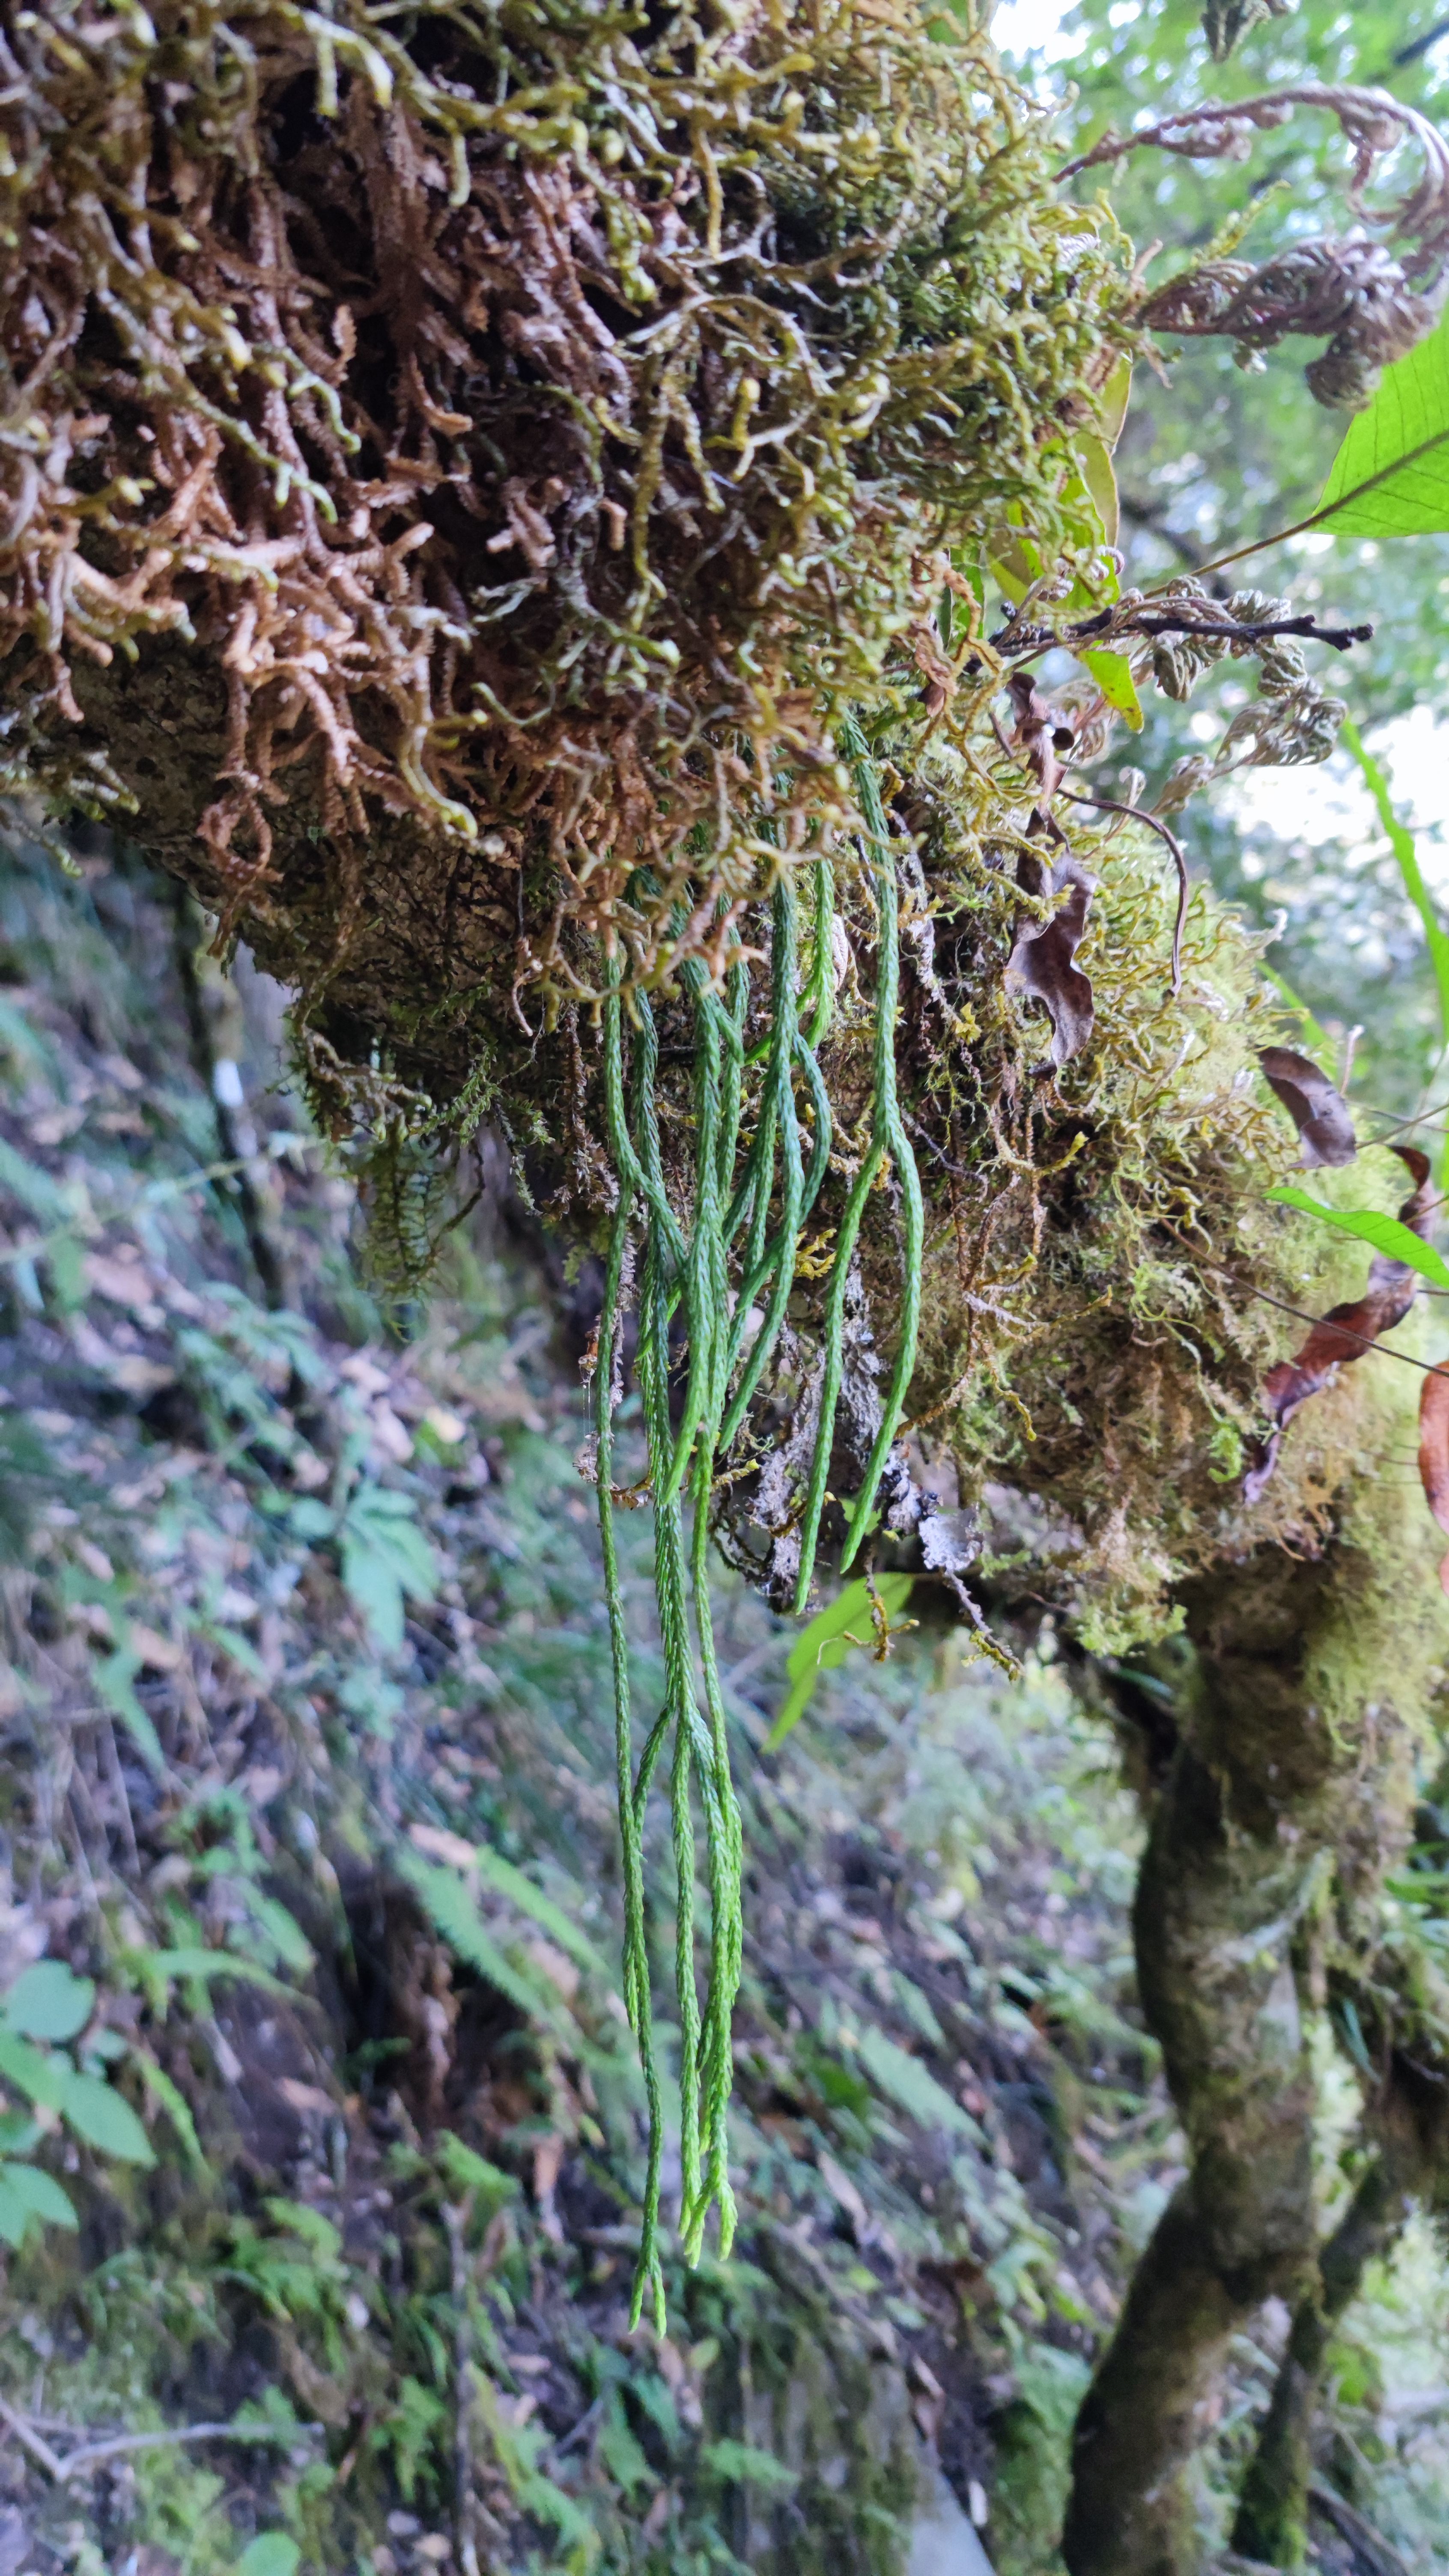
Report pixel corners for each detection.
[593,733,921,2318]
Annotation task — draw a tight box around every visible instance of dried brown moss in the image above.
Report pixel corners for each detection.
[0,0,1127,1121]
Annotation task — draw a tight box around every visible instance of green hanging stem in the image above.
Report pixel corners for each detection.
[593,826,889,2306]
[793,719,924,1611]
[592,1087,666,2332]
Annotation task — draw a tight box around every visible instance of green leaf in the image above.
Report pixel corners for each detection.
[132,2050,210,2175]
[1317,307,1449,536]
[126,1947,287,2012]
[94,1649,166,1777]
[338,1538,403,1650]
[766,1575,914,1749]
[1077,647,1143,730]
[1,2160,77,2227]
[434,2131,518,2216]
[57,2069,155,2165]
[1267,1186,1449,1291]
[0,2175,35,2248]
[470,1849,610,1983]
[598,2405,655,2496]
[701,2440,799,2493]
[244,1892,314,1977]
[0,1136,70,1225]
[236,2538,301,2576]
[0,2028,68,2111]
[5,1960,95,2042]
[1096,352,1132,450]
[263,2196,342,2260]
[1073,432,1120,547]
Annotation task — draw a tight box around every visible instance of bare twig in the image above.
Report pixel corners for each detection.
[998,608,1373,658]
[0,2396,316,2483]
[0,2399,63,2481]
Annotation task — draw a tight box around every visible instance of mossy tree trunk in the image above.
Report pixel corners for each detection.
[1062,1466,1431,2576]
[1228,2069,1437,2568]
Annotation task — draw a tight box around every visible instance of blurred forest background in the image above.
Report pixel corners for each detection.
[4,5,1449,2576]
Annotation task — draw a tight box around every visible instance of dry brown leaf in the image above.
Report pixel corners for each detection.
[1244,1146,1431,1500]
[1258,1046,1358,1168]
[1419,1363,1449,1596]
[1006,849,1097,1066]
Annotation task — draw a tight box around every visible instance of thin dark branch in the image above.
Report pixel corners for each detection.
[993,608,1374,658]
[1395,13,1449,65]
[1163,1230,1448,1381]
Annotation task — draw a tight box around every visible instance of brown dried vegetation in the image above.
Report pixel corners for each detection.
[0,0,1127,1121]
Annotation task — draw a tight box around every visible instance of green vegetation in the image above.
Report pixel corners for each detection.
[6,0,1449,2569]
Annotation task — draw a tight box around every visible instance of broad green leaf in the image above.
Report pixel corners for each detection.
[236,2538,301,2576]
[0,2028,68,2111]
[766,1574,914,1750]
[263,2196,342,2260]
[5,1960,95,2042]
[1073,432,1119,546]
[339,1539,403,1651]
[1077,647,1143,729]
[0,1136,70,1225]
[57,2068,155,2165]
[1096,352,1132,450]
[1317,308,1449,536]
[1267,1186,1449,1291]
[1,2160,77,2227]
[245,1892,314,1976]
[598,2406,654,2496]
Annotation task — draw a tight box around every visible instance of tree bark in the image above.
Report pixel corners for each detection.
[1062,1516,1423,2576]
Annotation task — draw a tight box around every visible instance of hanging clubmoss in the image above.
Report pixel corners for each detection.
[0,0,1413,2328]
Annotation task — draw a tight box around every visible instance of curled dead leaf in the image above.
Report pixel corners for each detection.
[1419,1363,1449,1597]
[1258,1046,1357,1168]
[1244,1147,1431,1500]
[1006,849,1097,1066]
